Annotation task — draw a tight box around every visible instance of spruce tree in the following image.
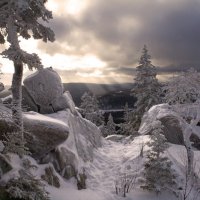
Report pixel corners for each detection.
[120,103,134,135]
[80,92,104,126]
[103,113,116,136]
[131,45,161,131]
[141,121,177,193]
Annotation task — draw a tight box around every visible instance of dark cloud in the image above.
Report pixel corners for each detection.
[38,0,200,76]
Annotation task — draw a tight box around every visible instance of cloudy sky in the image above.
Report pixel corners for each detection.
[1,0,200,84]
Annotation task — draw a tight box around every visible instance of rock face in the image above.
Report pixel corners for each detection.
[0,154,12,178]
[40,109,102,189]
[23,67,74,114]
[139,104,200,147]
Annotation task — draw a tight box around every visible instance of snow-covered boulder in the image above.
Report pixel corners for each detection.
[23,67,73,114]
[22,86,38,112]
[23,112,69,158]
[139,104,200,147]
[0,105,69,158]
[23,67,63,108]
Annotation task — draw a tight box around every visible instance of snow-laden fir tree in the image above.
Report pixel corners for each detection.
[131,45,161,131]
[141,120,177,194]
[164,68,200,105]
[80,92,104,126]
[0,0,55,156]
[120,103,135,135]
[102,113,116,137]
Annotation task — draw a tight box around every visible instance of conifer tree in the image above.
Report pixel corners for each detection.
[141,121,177,193]
[103,113,116,136]
[0,0,55,156]
[120,103,134,135]
[131,45,161,131]
[80,92,104,126]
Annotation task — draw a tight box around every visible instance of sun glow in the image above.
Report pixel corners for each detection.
[40,53,106,71]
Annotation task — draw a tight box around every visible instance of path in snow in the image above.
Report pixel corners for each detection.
[85,136,147,199]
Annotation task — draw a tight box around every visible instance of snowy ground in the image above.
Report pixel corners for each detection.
[47,135,183,200]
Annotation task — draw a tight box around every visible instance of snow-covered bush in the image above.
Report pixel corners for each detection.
[115,172,138,197]
[5,158,49,200]
[141,121,177,194]
[3,131,29,157]
[6,169,49,200]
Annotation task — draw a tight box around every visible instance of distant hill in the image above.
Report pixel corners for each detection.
[63,82,135,107]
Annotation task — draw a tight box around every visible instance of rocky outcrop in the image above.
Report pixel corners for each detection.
[40,109,102,189]
[41,166,60,188]
[139,104,200,147]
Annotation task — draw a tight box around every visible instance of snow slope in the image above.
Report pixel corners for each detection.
[47,135,192,200]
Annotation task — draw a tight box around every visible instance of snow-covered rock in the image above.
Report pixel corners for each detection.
[139,104,200,147]
[0,154,12,178]
[106,134,125,142]
[51,91,77,115]
[41,110,102,185]
[23,112,69,158]
[22,86,38,112]
[23,67,72,114]
[23,67,63,107]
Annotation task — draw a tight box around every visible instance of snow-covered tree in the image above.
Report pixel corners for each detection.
[164,69,200,177]
[141,120,177,194]
[80,92,104,126]
[131,45,161,131]
[103,113,116,136]
[6,159,49,200]
[0,0,55,156]
[164,68,200,105]
[120,103,135,135]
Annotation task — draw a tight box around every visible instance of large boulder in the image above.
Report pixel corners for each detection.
[22,86,38,112]
[0,105,69,158]
[23,67,64,114]
[23,112,69,158]
[139,104,200,147]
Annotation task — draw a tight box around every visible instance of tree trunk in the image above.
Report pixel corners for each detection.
[181,122,194,177]
[12,61,23,141]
